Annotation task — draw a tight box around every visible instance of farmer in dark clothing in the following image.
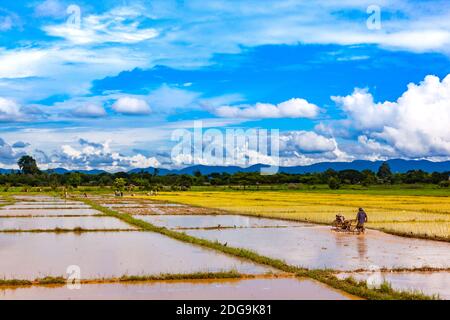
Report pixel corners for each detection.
[356,208,368,232]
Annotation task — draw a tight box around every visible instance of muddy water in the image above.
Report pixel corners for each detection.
[0,208,100,216]
[120,206,222,216]
[13,196,69,202]
[0,232,273,279]
[3,204,90,209]
[139,215,308,229]
[101,203,148,208]
[0,216,136,231]
[0,277,358,300]
[12,201,84,205]
[337,272,450,300]
[187,226,450,271]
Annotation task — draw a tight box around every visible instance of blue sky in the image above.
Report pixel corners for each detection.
[0,0,450,171]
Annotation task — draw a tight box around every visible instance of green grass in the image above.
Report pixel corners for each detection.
[0,272,251,288]
[0,277,65,287]
[119,271,245,282]
[0,279,33,286]
[189,184,450,197]
[81,198,438,300]
[2,183,449,197]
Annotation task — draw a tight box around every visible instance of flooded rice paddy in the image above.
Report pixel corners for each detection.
[118,205,223,216]
[0,208,101,216]
[0,232,272,279]
[2,194,449,299]
[139,215,308,229]
[337,271,450,300]
[186,227,450,271]
[3,203,90,209]
[0,216,136,231]
[0,277,358,300]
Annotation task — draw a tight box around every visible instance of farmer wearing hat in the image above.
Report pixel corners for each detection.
[356,208,368,232]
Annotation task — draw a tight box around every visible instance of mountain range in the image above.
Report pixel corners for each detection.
[1,159,448,175]
[130,159,450,175]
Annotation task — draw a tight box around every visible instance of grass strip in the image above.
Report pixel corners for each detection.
[298,270,436,300]
[119,270,245,282]
[0,271,249,288]
[81,198,438,300]
[350,266,450,273]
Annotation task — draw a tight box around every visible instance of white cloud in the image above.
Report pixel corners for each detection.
[280,131,337,153]
[147,84,200,111]
[0,97,23,121]
[0,9,20,32]
[332,89,396,131]
[0,15,13,31]
[333,74,450,158]
[112,97,152,115]
[72,104,107,118]
[56,139,160,171]
[0,138,25,166]
[0,46,150,101]
[215,98,320,119]
[43,5,158,45]
[34,0,66,18]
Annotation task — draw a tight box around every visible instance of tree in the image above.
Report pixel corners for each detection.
[338,169,364,184]
[66,172,82,187]
[114,178,127,190]
[17,155,40,175]
[377,162,392,183]
[361,170,377,186]
[328,177,341,190]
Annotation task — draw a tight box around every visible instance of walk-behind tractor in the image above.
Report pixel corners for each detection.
[332,214,364,233]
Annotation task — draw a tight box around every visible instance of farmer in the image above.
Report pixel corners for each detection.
[356,208,368,232]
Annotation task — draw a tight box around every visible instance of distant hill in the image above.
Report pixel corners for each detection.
[1,159,449,175]
[45,168,107,175]
[130,159,450,175]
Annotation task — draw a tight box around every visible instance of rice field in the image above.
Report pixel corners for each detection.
[144,191,450,240]
[1,194,447,300]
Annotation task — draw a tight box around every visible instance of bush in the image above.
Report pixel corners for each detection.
[439,180,450,188]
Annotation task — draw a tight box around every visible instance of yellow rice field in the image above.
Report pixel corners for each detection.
[143,191,450,241]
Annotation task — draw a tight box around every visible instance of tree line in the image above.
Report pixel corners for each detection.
[0,155,449,191]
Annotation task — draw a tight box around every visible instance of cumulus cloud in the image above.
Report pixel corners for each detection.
[54,139,160,171]
[215,98,320,119]
[280,131,337,154]
[71,104,107,118]
[112,97,152,115]
[0,97,23,121]
[333,74,450,158]
[0,138,25,166]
